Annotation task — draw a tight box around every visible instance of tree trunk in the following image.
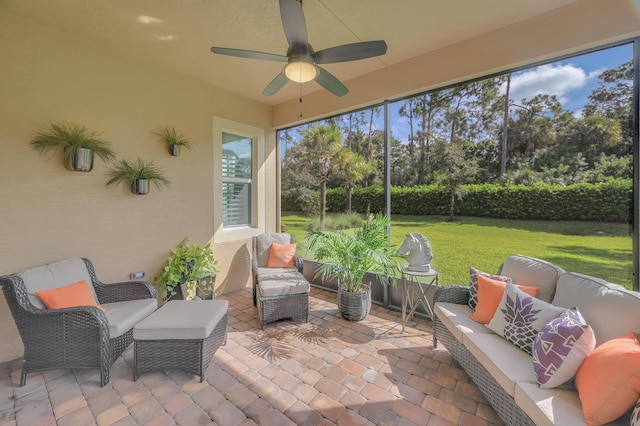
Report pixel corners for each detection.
[500,74,511,183]
[346,186,353,213]
[449,193,455,222]
[320,178,327,227]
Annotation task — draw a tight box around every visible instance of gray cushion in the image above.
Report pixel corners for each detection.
[257,267,297,276]
[133,300,228,340]
[514,382,588,426]
[500,254,565,303]
[258,271,310,297]
[17,258,98,309]
[255,233,293,267]
[103,298,157,338]
[434,302,493,342]
[552,272,640,346]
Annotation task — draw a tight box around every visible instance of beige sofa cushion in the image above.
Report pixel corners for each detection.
[18,258,97,309]
[463,332,538,396]
[515,382,586,426]
[133,300,228,340]
[255,233,293,268]
[500,254,565,303]
[258,271,310,297]
[103,298,158,338]
[434,302,493,341]
[552,272,640,346]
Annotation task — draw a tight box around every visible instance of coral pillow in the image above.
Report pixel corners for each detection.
[267,242,297,268]
[532,307,596,388]
[468,266,511,310]
[469,275,539,324]
[575,332,640,426]
[36,280,105,313]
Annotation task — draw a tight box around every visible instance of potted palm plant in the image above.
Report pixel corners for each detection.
[306,213,401,321]
[154,126,194,157]
[30,121,117,172]
[154,237,220,301]
[105,157,170,195]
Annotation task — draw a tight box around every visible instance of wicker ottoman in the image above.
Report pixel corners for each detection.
[133,300,228,382]
[257,270,310,329]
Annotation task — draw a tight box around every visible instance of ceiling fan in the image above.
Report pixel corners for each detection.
[210,0,387,97]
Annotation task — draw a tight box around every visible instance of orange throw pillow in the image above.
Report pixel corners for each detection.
[36,280,105,313]
[267,242,297,268]
[469,275,539,324]
[575,332,640,425]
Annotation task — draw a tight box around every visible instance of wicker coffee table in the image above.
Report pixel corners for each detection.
[133,299,228,382]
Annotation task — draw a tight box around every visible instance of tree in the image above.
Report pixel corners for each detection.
[338,150,372,213]
[431,141,478,221]
[297,124,343,226]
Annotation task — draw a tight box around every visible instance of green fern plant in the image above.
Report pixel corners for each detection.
[30,121,116,161]
[306,213,401,292]
[105,158,170,190]
[154,126,193,155]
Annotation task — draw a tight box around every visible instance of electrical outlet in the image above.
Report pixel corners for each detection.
[130,271,145,280]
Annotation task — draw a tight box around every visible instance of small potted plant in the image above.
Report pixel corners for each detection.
[105,157,170,195]
[306,213,402,321]
[154,237,220,301]
[30,121,117,172]
[154,126,194,157]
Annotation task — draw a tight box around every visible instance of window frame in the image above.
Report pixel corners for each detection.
[213,117,265,243]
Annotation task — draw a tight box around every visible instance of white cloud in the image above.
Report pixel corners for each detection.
[500,64,595,105]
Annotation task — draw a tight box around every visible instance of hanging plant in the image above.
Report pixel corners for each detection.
[30,121,116,172]
[153,126,194,156]
[105,157,170,195]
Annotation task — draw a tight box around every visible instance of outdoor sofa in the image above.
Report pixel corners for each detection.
[434,254,640,425]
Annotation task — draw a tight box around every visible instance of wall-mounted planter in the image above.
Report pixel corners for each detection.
[63,147,94,172]
[154,127,193,157]
[132,179,149,195]
[106,158,170,195]
[30,121,116,172]
[170,144,182,157]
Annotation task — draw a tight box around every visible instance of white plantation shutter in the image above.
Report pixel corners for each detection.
[222,133,253,227]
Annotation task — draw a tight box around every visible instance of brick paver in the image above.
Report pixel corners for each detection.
[1,287,502,425]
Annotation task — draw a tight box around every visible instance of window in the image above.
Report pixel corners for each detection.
[213,117,266,243]
[222,132,252,227]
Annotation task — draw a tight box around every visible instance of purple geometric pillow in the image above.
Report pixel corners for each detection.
[469,266,511,309]
[632,398,640,426]
[532,307,596,389]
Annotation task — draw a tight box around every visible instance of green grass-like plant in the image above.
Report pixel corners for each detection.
[154,126,194,149]
[31,121,116,161]
[306,214,402,292]
[105,158,170,190]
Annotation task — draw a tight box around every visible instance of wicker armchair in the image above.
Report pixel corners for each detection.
[251,233,309,329]
[0,257,157,386]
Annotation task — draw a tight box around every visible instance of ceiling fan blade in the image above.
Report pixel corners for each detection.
[262,72,289,96]
[279,0,308,55]
[210,47,288,62]
[312,40,388,64]
[315,67,348,97]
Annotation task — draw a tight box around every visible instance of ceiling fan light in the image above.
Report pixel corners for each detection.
[284,58,318,83]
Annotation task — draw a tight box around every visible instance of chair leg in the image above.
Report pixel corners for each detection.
[20,369,26,387]
[100,366,108,387]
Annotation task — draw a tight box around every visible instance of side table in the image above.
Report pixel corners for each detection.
[400,267,439,331]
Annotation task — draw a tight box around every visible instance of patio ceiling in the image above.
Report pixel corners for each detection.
[2,0,579,106]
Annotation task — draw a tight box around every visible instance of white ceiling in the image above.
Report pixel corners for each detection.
[3,0,580,105]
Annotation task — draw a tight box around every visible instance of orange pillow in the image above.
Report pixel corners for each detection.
[36,280,105,313]
[575,332,640,425]
[469,275,539,324]
[267,242,297,268]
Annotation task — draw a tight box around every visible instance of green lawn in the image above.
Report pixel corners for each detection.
[281,212,634,290]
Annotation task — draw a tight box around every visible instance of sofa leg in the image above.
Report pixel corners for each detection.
[20,369,26,387]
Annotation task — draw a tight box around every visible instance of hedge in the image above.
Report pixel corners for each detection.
[293,179,633,223]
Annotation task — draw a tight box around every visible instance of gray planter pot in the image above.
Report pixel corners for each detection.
[131,179,149,195]
[170,144,181,156]
[337,283,371,321]
[63,147,94,172]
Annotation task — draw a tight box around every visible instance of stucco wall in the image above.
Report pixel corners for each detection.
[0,10,276,363]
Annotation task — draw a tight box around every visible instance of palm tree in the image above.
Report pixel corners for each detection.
[338,149,371,213]
[297,124,343,226]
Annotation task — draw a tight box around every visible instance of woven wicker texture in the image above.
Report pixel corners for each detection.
[252,234,309,329]
[337,283,371,321]
[0,258,156,387]
[134,311,227,382]
[434,286,535,426]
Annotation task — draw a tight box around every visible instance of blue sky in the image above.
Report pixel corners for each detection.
[282,42,634,149]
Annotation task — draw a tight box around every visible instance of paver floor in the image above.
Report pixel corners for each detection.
[0,287,502,425]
